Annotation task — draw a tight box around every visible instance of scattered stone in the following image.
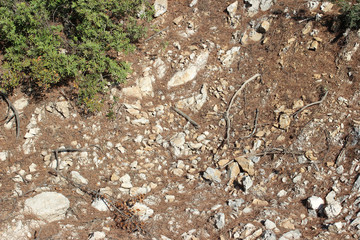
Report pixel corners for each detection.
[235,157,255,175]
[353,175,360,191]
[24,192,70,222]
[279,230,302,240]
[302,22,313,35]
[13,97,29,111]
[70,171,88,185]
[0,151,8,161]
[324,202,342,218]
[227,1,238,18]
[189,0,198,7]
[131,202,154,221]
[242,175,253,192]
[88,231,106,240]
[264,219,276,230]
[138,75,155,96]
[203,167,222,183]
[307,196,324,210]
[220,47,241,67]
[168,50,209,87]
[228,198,244,211]
[305,150,317,161]
[214,212,225,229]
[175,84,208,112]
[91,198,109,212]
[258,20,270,33]
[122,86,142,99]
[320,2,334,12]
[165,195,175,203]
[154,0,168,17]
[259,230,277,240]
[55,101,70,118]
[279,113,291,130]
[277,189,287,197]
[154,58,167,79]
[227,161,240,184]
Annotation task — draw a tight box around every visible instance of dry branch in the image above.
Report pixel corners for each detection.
[293,91,328,118]
[144,26,169,42]
[222,73,261,147]
[0,92,20,138]
[171,106,200,129]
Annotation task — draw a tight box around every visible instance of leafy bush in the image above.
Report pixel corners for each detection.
[332,0,360,29]
[0,0,152,112]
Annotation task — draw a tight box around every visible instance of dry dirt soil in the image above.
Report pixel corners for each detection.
[1,0,360,239]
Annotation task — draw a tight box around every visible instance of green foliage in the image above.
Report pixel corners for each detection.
[332,0,360,29]
[0,0,153,112]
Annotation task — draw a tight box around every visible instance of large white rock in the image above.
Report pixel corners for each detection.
[138,75,155,96]
[55,101,70,118]
[13,97,29,111]
[24,192,70,222]
[168,51,209,87]
[154,0,168,17]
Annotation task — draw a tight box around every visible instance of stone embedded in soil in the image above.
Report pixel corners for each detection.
[203,167,222,183]
[242,175,253,192]
[279,230,302,240]
[214,212,225,229]
[91,198,108,212]
[70,171,88,185]
[24,192,70,222]
[227,1,238,18]
[235,156,255,175]
[279,113,291,130]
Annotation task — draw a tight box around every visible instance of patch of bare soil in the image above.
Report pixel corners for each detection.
[1,0,360,239]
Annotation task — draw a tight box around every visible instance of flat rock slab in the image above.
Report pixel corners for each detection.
[24,192,70,222]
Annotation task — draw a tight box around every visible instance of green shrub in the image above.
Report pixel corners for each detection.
[332,0,360,29]
[0,0,153,112]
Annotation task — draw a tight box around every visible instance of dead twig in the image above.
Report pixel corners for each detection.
[0,92,20,138]
[222,73,261,147]
[144,26,169,42]
[293,91,328,118]
[171,106,200,129]
[239,108,259,140]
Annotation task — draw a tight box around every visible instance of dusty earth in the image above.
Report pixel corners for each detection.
[1,0,360,239]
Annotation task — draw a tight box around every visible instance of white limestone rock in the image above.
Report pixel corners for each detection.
[24,192,70,222]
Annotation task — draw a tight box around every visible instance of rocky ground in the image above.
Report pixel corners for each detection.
[1,0,360,239]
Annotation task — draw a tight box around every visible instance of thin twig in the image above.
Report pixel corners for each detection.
[293,91,328,118]
[171,106,200,129]
[144,26,169,42]
[0,92,20,138]
[239,108,259,140]
[222,73,261,147]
